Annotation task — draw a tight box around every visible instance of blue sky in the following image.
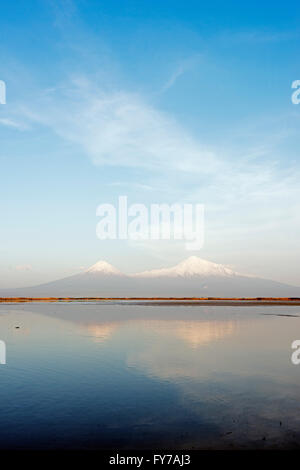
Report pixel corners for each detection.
[0,0,300,287]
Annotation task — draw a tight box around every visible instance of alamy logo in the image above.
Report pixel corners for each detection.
[291,80,300,105]
[0,80,6,104]
[0,341,6,364]
[96,196,205,250]
[291,340,300,365]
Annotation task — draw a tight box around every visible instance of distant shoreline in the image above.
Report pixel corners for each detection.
[0,297,300,306]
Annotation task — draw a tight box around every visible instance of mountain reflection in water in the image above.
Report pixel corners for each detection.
[0,302,299,450]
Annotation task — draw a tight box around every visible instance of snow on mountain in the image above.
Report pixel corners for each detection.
[0,256,298,297]
[85,260,123,276]
[84,256,240,278]
[134,256,240,278]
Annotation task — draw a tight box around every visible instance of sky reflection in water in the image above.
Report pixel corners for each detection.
[0,302,300,450]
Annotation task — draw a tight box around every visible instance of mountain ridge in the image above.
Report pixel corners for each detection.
[0,256,298,297]
[133,256,240,278]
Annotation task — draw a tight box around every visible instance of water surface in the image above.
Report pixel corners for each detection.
[0,302,300,450]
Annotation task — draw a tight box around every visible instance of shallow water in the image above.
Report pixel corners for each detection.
[0,302,300,450]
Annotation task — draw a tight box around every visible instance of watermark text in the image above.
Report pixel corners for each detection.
[291,80,300,104]
[96,196,204,250]
[0,341,6,364]
[0,80,6,104]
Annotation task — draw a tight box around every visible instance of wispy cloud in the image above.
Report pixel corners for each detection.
[162,66,185,92]
[15,264,32,272]
[109,182,156,191]
[0,118,27,130]
[9,75,300,198]
[6,74,300,261]
[18,78,218,174]
[160,55,202,93]
[219,29,300,44]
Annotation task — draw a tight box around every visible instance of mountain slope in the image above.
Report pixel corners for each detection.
[0,257,298,297]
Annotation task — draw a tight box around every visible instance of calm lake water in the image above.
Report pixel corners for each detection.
[0,302,300,450]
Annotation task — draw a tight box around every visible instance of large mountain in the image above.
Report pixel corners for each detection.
[0,256,299,297]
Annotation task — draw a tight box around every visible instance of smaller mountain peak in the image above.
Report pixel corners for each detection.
[85,260,123,275]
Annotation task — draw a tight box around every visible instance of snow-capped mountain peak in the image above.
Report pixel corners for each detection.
[85,260,123,276]
[135,256,239,278]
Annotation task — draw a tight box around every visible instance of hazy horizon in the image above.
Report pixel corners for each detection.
[1,256,299,297]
